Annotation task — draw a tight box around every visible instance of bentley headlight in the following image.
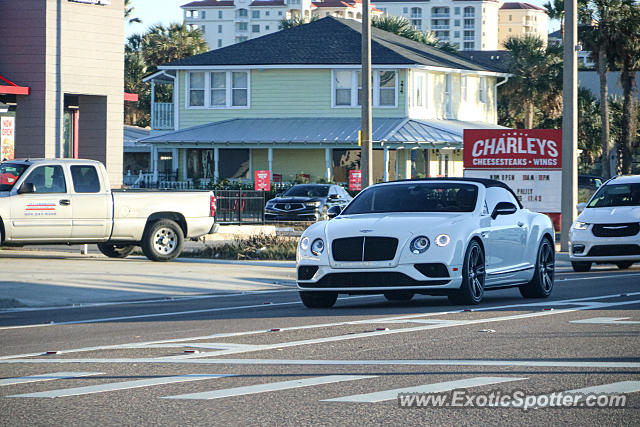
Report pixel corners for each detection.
[300,236,310,250]
[311,238,325,256]
[410,236,430,254]
[572,221,589,230]
[435,234,451,247]
[305,201,322,207]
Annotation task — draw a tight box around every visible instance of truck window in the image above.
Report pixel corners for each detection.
[70,166,101,193]
[22,165,67,193]
[0,163,29,191]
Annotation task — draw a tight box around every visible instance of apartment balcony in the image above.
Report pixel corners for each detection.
[463,24,475,29]
[431,13,450,18]
[463,13,475,18]
[431,24,450,30]
[151,102,174,130]
[463,36,475,41]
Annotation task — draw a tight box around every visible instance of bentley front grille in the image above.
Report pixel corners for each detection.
[331,236,398,262]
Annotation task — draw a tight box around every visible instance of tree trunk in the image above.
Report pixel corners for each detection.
[620,64,638,174]
[524,100,535,129]
[598,48,611,178]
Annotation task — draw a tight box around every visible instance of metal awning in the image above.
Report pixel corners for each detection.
[139,117,508,149]
[0,74,30,95]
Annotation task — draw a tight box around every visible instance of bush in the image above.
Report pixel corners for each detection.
[187,234,298,260]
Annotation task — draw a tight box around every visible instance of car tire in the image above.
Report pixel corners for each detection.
[571,261,592,272]
[299,291,338,308]
[519,237,555,298]
[383,291,414,302]
[141,219,184,262]
[448,240,485,305]
[97,243,136,259]
[616,261,634,270]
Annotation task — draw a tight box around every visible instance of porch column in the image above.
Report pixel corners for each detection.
[150,80,155,130]
[181,148,187,180]
[268,147,273,176]
[325,148,331,182]
[213,147,220,183]
[171,148,178,177]
[151,144,159,182]
[383,147,389,182]
[404,149,412,179]
[395,149,399,180]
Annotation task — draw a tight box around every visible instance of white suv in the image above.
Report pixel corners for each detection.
[569,175,640,272]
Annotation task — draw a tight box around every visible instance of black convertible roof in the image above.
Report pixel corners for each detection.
[374,177,523,208]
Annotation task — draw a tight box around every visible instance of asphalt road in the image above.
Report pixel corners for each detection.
[0,250,639,426]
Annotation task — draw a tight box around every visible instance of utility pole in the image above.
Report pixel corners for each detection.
[361,0,373,188]
[560,0,578,252]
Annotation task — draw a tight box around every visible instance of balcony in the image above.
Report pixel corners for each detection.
[152,102,174,130]
[432,13,450,18]
[463,36,475,41]
[432,25,450,30]
[463,13,475,18]
[463,24,475,29]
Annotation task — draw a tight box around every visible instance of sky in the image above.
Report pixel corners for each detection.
[124,0,559,39]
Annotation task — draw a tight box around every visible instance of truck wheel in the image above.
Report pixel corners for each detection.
[97,243,135,259]
[142,219,184,262]
[519,237,554,298]
[299,291,338,308]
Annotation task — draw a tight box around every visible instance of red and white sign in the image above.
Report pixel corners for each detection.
[254,170,271,191]
[463,129,561,169]
[1,116,15,160]
[349,169,362,192]
[464,129,562,217]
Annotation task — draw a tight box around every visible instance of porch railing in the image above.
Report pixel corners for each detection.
[152,102,174,130]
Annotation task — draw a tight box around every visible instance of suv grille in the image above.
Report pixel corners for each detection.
[592,223,640,237]
[332,237,398,262]
[275,203,304,211]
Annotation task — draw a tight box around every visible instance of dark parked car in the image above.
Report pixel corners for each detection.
[265,184,353,221]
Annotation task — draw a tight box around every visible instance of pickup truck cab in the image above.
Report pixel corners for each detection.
[0,159,217,261]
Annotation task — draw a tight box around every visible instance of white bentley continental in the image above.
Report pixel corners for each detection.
[296,179,556,308]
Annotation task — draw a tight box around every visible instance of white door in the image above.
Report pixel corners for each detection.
[9,165,72,240]
[483,187,526,273]
[69,165,111,240]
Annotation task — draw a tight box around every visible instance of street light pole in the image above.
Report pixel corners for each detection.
[361,0,373,188]
[560,0,578,251]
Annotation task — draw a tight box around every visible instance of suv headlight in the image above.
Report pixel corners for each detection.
[305,201,322,207]
[410,236,430,254]
[311,238,325,256]
[572,221,589,230]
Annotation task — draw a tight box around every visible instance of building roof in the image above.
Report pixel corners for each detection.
[139,118,507,148]
[161,17,504,73]
[500,2,546,11]
[124,125,151,152]
[373,0,498,2]
[456,50,510,72]
[181,0,235,7]
[312,0,359,8]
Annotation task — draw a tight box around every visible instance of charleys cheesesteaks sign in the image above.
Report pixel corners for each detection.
[463,129,562,227]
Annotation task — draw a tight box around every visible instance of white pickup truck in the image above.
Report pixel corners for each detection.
[0,158,218,261]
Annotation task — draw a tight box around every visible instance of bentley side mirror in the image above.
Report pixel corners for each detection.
[491,201,517,219]
[327,205,342,219]
[18,183,35,194]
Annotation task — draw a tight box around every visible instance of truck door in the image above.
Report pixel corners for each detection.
[9,165,72,240]
[69,165,110,239]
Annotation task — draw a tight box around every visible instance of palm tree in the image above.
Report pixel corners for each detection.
[124,0,141,24]
[142,23,209,72]
[612,1,640,173]
[502,35,563,128]
[278,16,318,30]
[544,0,565,39]
[371,15,456,52]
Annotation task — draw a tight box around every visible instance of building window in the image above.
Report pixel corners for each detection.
[218,24,223,33]
[235,36,248,42]
[252,24,260,32]
[413,72,425,108]
[201,10,206,19]
[218,39,222,47]
[464,30,474,40]
[187,71,250,108]
[463,41,474,49]
[464,18,474,29]
[403,7,408,14]
[454,30,460,38]
[237,8,248,17]
[444,73,452,117]
[332,70,397,108]
[252,10,260,18]
[266,25,270,30]
[478,76,487,104]
[266,11,270,16]
[454,7,460,15]
[236,22,248,31]
[509,15,512,21]
[218,10,223,18]
[461,75,468,102]
[464,6,474,17]
[278,11,282,15]
[410,7,422,18]
[200,25,205,33]
[454,19,460,26]
[411,19,422,27]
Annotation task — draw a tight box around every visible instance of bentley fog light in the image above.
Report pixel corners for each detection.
[435,234,451,247]
[311,239,325,256]
[410,236,430,254]
[300,236,310,250]
[572,221,589,230]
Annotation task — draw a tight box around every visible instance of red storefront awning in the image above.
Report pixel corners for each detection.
[124,92,138,102]
[0,74,30,95]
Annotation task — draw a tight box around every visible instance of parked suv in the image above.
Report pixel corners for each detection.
[569,175,640,271]
[265,184,352,221]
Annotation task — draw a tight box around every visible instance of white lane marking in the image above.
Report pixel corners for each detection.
[556,272,640,281]
[570,317,640,325]
[1,292,639,361]
[8,374,232,398]
[163,375,376,400]
[2,358,640,368]
[0,372,102,387]
[567,380,640,394]
[323,376,527,403]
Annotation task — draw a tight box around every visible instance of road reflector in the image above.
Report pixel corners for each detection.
[269,328,281,332]
[44,351,58,355]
